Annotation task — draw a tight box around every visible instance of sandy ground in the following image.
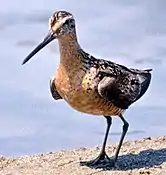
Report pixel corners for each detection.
[0,136,166,175]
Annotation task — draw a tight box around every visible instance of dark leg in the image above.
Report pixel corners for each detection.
[113,114,129,165]
[97,116,112,160]
[80,116,112,166]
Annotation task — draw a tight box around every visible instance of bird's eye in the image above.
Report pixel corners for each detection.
[64,19,71,25]
[64,19,74,27]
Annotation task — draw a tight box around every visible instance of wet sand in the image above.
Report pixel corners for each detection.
[0,135,165,175]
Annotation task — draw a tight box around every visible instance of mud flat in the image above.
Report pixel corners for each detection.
[0,136,166,175]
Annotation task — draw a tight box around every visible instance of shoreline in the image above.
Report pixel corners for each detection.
[0,135,166,175]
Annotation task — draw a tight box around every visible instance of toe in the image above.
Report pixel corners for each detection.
[80,152,111,167]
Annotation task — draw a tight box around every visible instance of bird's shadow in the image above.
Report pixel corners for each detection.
[80,148,166,171]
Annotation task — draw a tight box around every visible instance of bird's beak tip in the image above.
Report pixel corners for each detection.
[21,62,25,65]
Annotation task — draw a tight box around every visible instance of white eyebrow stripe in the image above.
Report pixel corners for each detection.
[60,15,73,23]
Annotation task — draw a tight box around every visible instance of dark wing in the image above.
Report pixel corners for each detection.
[97,63,152,109]
[132,70,151,102]
[50,78,62,100]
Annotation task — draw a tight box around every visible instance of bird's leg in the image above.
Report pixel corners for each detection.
[80,116,112,166]
[96,116,112,161]
[113,114,129,165]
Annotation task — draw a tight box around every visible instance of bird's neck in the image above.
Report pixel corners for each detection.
[57,31,82,66]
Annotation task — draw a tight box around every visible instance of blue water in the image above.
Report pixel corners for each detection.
[0,0,166,156]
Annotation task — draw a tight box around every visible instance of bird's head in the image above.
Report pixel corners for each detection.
[22,11,75,65]
[49,11,75,38]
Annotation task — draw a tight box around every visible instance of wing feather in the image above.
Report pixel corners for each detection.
[97,64,151,109]
[50,78,62,100]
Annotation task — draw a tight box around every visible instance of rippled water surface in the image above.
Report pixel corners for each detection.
[0,0,166,156]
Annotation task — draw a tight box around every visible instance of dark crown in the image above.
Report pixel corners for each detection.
[49,11,73,28]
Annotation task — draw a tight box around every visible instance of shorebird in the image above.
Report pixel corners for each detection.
[22,11,152,166]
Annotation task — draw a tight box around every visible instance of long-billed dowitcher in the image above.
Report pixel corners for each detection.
[22,11,152,167]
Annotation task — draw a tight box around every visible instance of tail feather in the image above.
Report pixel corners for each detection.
[144,68,152,72]
[135,71,152,102]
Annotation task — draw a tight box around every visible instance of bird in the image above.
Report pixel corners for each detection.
[22,11,152,167]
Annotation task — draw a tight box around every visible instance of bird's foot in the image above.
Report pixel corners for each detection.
[80,151,114,167]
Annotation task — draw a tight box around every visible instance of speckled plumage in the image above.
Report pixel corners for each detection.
[22,10,152,167]
[53,44,151,115]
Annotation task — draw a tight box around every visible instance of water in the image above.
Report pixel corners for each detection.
[0,0,166,157]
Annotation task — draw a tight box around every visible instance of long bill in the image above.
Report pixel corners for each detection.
[22,31,56,65]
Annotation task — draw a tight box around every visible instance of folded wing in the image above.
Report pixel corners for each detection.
[97,65,152,109]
